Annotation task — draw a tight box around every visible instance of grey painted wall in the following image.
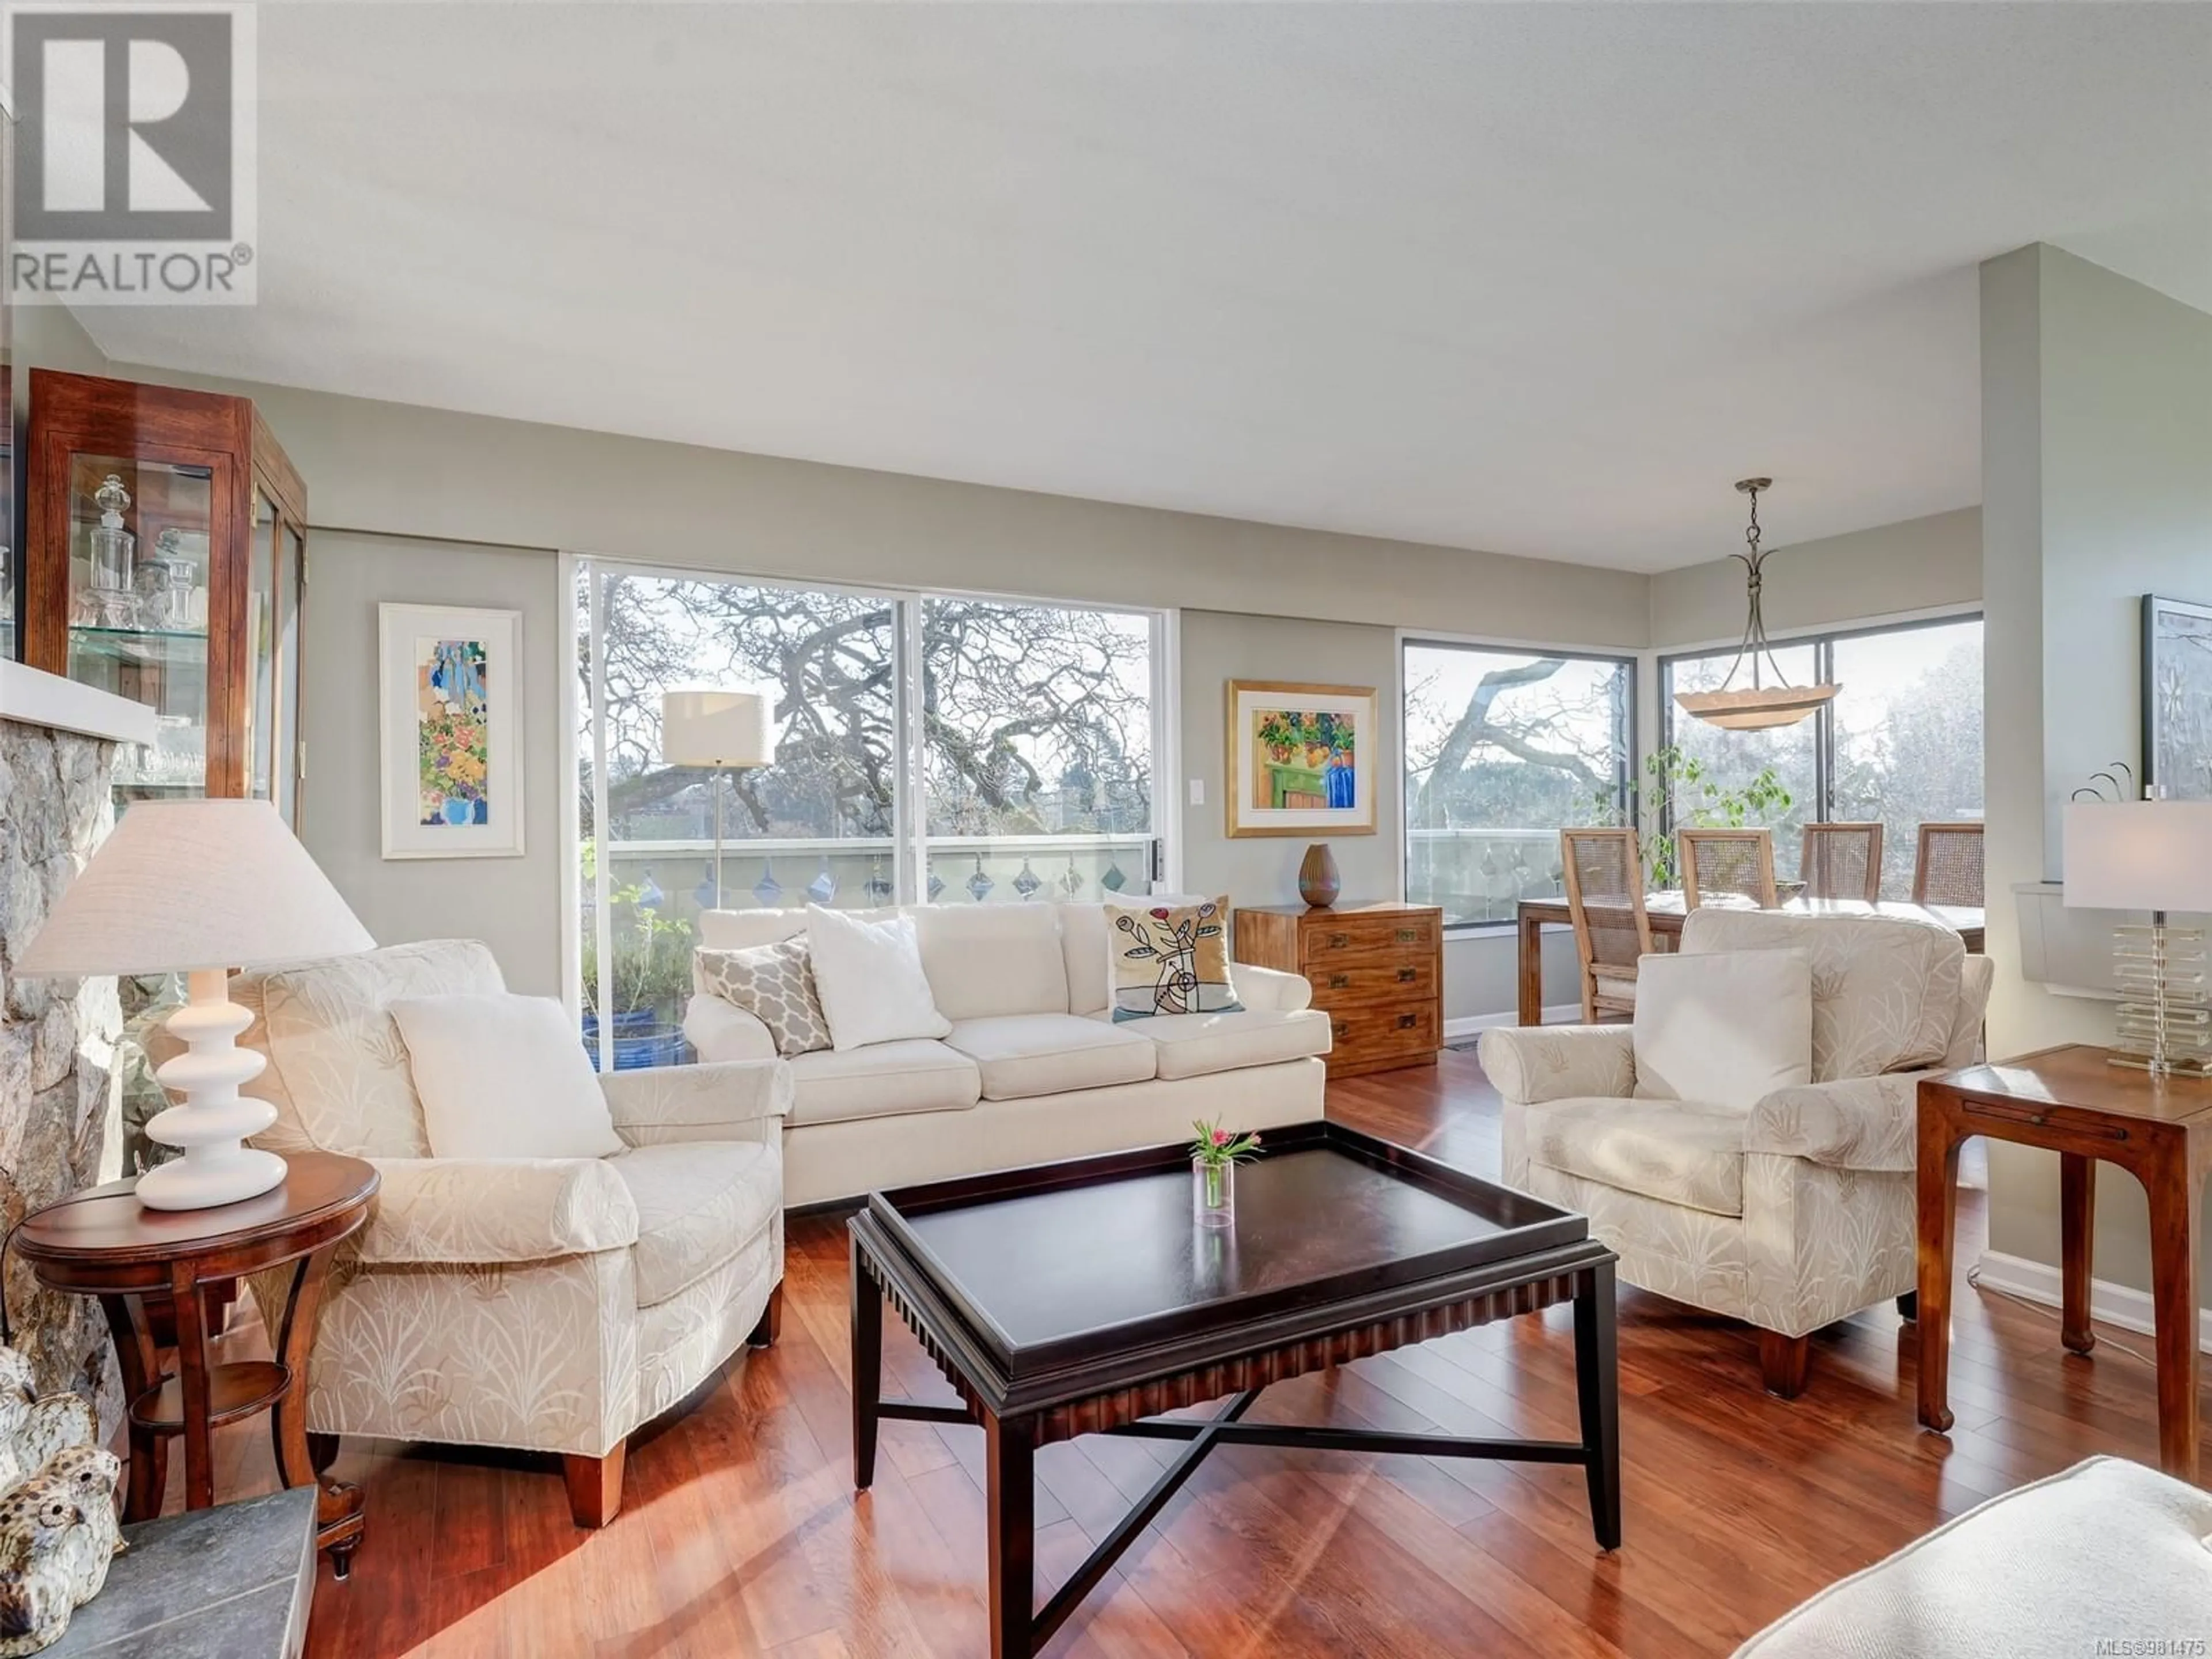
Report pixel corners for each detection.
[299,532,566,996]
[1647,507,1983,650]
[116,365,1652,649]
[1980,244,2212,1295]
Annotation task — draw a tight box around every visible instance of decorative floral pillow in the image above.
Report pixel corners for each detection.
[1106,897,1245,1022]
[694,937,832,1056]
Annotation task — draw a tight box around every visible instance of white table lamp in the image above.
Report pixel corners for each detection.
[2063,798,2212,1075]
[661,689,773,909]
[13,799,375,1209]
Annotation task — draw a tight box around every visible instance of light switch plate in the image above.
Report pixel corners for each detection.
[1188,778,1205,806]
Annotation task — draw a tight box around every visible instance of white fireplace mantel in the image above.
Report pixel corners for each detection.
[0,660,157,748]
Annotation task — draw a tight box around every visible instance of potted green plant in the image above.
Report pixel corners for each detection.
[581,862,696,1069]
[1594,745,1794,889]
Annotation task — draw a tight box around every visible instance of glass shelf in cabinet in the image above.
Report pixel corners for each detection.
[67,624,210,665]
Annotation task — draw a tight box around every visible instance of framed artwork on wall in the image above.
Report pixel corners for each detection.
[378,603,525,858]
[1225,679,1377,838]
[2142,594,2212,800]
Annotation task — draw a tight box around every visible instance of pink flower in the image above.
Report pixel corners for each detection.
[1248,1134,1260,1145]
[1211,1128,1232,1146]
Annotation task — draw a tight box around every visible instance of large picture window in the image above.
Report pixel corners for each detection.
[1403,642,1635,926]
[575,560,1166,1067]
[1661,615,1982,892]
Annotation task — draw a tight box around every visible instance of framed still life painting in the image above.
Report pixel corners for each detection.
[1225,679,1377,838]
[379,603,525,858]
[2143,594,2212,800]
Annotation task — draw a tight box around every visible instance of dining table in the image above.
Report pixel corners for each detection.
[1513,893,1987,1026]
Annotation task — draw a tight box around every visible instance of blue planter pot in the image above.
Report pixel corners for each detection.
[581,1014,690,1071]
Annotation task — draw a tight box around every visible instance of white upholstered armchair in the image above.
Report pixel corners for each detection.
[1479,909,1992,1397]
[189,940,790,1528]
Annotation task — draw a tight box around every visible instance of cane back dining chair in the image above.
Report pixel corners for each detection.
[1560,828,1653,1022]
[1679,827,1778,911]
[1801,821,1885,903]
[1913,822,1986,907]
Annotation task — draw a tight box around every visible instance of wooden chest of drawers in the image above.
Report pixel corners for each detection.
[1232,902,1444,1078]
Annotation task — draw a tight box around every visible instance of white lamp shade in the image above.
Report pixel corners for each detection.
[661,689,772,768]
[2062,800,2212,912]
[13,798,375,978]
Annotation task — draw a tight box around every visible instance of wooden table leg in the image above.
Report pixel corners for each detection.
[1573,1259,1622,1550]
[169,1261,216,1511]
[984,1410,1035,1659]
[268,1244,366,1573]
[2060,1153,2097,1355]
[100,1294,165,1524]
[1517,914,1543,1026]
[1915,1105,1961,1434]
[2141,1144,2203,1480]
[850,1235,883,1492]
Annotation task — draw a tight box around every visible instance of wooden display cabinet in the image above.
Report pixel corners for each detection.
[21,370,306,821]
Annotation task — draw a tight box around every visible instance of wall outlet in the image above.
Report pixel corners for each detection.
[1188,778,1205,806]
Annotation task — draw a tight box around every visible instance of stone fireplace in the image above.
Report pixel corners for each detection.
[0,663,157,1436]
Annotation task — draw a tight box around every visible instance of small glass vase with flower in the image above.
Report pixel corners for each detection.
[1188,1119,1262,1229]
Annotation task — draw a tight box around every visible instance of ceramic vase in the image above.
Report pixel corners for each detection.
[1297,842,1340,908]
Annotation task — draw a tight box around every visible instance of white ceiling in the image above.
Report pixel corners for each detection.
[81,2,2212,573]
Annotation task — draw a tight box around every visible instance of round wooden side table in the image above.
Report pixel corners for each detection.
[17,1151,380,1575]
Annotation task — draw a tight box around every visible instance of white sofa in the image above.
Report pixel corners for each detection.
[683,902,1330,1206]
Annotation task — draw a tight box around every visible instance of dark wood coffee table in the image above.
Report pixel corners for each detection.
[848,1121,1621,1659]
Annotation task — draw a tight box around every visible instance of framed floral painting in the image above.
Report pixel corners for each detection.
[1225,679,1377,838]
[379,603,525,858]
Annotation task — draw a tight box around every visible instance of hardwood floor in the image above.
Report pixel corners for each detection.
[174,1051,2202,1657]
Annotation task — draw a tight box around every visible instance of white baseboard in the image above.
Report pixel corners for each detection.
[1972,1249,2212,1355]
[1444,1006,1582,1042]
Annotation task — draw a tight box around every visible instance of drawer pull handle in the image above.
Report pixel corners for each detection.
[1327,933,1350,949]
[1396,927,1421,943]
[1332,1021,1350,1040]
[1328,973,1351,989]
[1396,1013,1418,1030]
[1396,967,1417,983]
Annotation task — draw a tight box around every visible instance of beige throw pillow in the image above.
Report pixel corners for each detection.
[1631,948,1813,1109]
[695,937,832,1057]
[389,993,626,1161]
[1106,896,1245,1022]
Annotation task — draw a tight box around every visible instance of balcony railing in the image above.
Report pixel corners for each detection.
[1405,825,1570,927]
[592,831,1158,934]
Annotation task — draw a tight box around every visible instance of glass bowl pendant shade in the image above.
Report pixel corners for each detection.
[1673,479,1840,731]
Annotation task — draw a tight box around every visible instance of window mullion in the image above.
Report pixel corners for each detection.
[897,594,925,905]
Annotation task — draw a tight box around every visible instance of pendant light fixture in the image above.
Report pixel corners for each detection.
[1673,478,1840,731]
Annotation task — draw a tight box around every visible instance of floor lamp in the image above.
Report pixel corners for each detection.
[661,689,774,908]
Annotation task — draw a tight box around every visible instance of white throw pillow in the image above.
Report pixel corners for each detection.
[805,904,952,1052]
[389,993,626,1161]
[1631,948,1813,1110]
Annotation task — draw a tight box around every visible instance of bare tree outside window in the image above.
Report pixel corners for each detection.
[1403,644,1633,924]
[575,566,1160,1065]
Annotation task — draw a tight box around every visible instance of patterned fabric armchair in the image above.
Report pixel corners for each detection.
[200,940,791,1527]
[1479,910,1993,1397]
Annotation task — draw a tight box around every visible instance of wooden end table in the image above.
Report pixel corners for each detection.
[1918,1044,2211,1478]
[17,1152,380,1574]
